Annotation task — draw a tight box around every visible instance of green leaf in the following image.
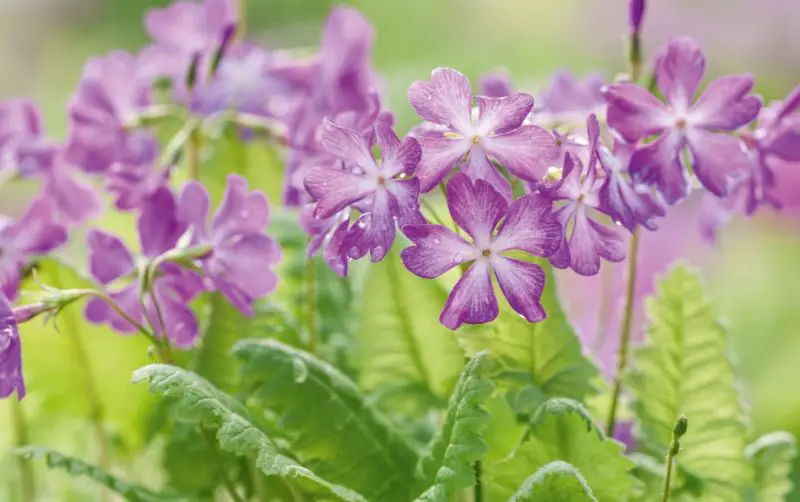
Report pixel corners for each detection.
[745,431,797,501]
[457,263,599,415]
[413,352,495,501]
[507,461,599,501]
[628,265,751,500]
[486,398,635,501]
[16,446,187,502]
[357,246,464,405]
[233,339,421,502]
[132,364,368,502]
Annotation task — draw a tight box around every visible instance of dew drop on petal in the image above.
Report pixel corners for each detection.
[433,238,441,245]
[292,359,308,383]
[614,220,622,226]
[357,219,368,229]
[453,253,462,262]
[348,246,360,258]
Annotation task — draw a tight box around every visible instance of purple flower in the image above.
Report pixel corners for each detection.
[408,67,558,199]
[613,420,636,451]
[479,71,513,98]
[299,204,351,277]
[629,0,646,33]
[0,291,24,399]
[304,119,423,263]
[178,175,280,315]
[604,37,762,204]
[85,188,204,347]
[104,135,167,211]
[0,197,68,301]
[139,0,237,89]
[537,71,606,124]
[65,51,154,175]
[540,117,627,276]
[402,173,562,330]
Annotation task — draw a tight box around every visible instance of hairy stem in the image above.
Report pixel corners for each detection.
[203,429,245,502]
[10,399,35,502]
[606,230,640,437]
[473,460,483,502]
[661,449,675,502]
[304,257,319,354]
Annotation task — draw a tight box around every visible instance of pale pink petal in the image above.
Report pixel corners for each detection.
[401,224,478,278]
[475,93,533,133]
[440,260,498,330]
[375,122,421,178]
[493,193,561,256]
[446,173,507,249]
[492,257,547,322]
[604,83,672,142]
[656,37,706,110]
[690,75,761,130]
[482,125,559,182]
[686,130,749,197]
[320,118,378,173]
[304,166,374,218]
[408,67,473,132]
[416,134,470,192]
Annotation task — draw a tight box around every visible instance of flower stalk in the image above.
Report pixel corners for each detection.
[10,398,35,502]
[662,416,688,502]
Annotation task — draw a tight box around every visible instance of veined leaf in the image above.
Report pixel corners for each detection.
[233,339,421,501]
[486,398,635,501]
[507,461,598,502]
[132,364,368,502]
[458,263,599,415]
[16,446,188,502]
[357,246,464,405]
[628,265,750,500]
[745,431,797,501]
[414,352,495,501]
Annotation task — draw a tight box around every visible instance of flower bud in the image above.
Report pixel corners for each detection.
[673,415,688,439]
[185,52,202,90]
[629,0,646,33]
[210,24,238,76]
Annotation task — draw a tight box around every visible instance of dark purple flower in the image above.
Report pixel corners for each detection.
[178,175,280,315]
[0,291,24,399]
[408,67,558,199]
[299,204,351,277]
[139,0,237,89]
[85,188,203,347]
[537,71,606,124]
[540,119,627,276]
[0,197,68,301]
[479,71,513,98]
[104,134,167,211]
[304,119,423,263]
[65,51,154,175]
[613,420,636,451]
[629,0,646,33]
[604,37,762,204]
[402,173,562,330]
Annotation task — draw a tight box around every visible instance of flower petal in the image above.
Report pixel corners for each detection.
[656,37,706,110]
[87,230,135,284]
[212,174,270,236]
[440,260,498,330]
[304,165,374,219]
[343,189,395,262]
[401,224,478,278]
[492,257,547,323]
[0,294,24,399]
[479,72,512,98]
[461,149,512,202]
[446,173,507,249]
[151,281,200,348]
[41,166,102,224]
[568,206,626,276]
[765,127,800,162]
[629,131,689,205]
[686,129,749,197]
[493,193,562,256]
[323,218,351,277]
[178,180,211,242]
[416,134,469,192]
[376,122,421,177]
[320,118,378,173]
[7,197,67,256]
[482,125,559,183]
[475,93,533,133]
[604,83,671,142]
[85,283,143,334]
[408,67,473,132]
[138,186,184,257]
[690,75,761,130]
[387,177,425,227]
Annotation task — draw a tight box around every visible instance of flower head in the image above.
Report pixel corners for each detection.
[604,37,762,204]
[537,71,606,125]
[304,118,423,264]
[178,175,281,315]
[479,71,513,98]
[0,197,68,300]
[0,291,24,399]
[402,173,562,330]
[408,67,558,199]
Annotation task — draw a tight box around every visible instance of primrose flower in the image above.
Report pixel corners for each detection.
[408,67,558,200]
[479,71,513,98]
[540,117,627,276]
[304,119,423,263]
[604,37,762,204]
[0,291,24,400]
[402,173,562,330]
[537,71,607,125]
[0,197,68,300]
[85,188,204,347]
[299,205,351,277]
[178,175,281,315]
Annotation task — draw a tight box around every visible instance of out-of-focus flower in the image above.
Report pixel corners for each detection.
[299,204,351,277]
[0,197,68,300]
[540,117,627,276]
[536,71,607,126]
[408,67,558,199]
[305,119,422,264]
[479,71,513,98]
[604,37,762,204]
[0,291,24,400]
[613,420,636,451]
[104,135,167,211]
[629,0,646,33]
[139,0,237,90]
[402,173,562,330]
[85,188,203,347]
[178,175,280,315]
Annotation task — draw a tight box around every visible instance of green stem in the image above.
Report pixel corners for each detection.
[420,197,447,227]
[606,230,640,437]
[473,460,483,502]
[148,289,174,364]
[187,130,201,181]
[48,273,111,501]
[305,257,319,354]
[661,450,675,502]
[249,458,267,501]
[237,0,246,39]
[203,430,245,502]
[10,399,35,502]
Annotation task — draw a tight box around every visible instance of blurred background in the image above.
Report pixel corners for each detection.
[1,0,799,499]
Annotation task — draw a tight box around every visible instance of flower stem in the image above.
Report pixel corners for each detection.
[187,129,201,181]
[438,182,461,237]
[661,416,687,502]
[48,272,111,501]
[304,257,319,354]
[606,230,640,437]
[10,399,35,502]
[237,0,246,38]
[203,429,245,502]
[661,451,675,502]
[473,460,483,502]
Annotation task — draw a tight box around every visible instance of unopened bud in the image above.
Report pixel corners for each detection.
[13,289,90,323]
[210,24,238,76]
[673,415,688,439]
[669,439,681,457]
[185,53,202,90]
[629,0,646,33]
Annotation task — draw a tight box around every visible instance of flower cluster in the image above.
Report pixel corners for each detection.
[0,0,797,402]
